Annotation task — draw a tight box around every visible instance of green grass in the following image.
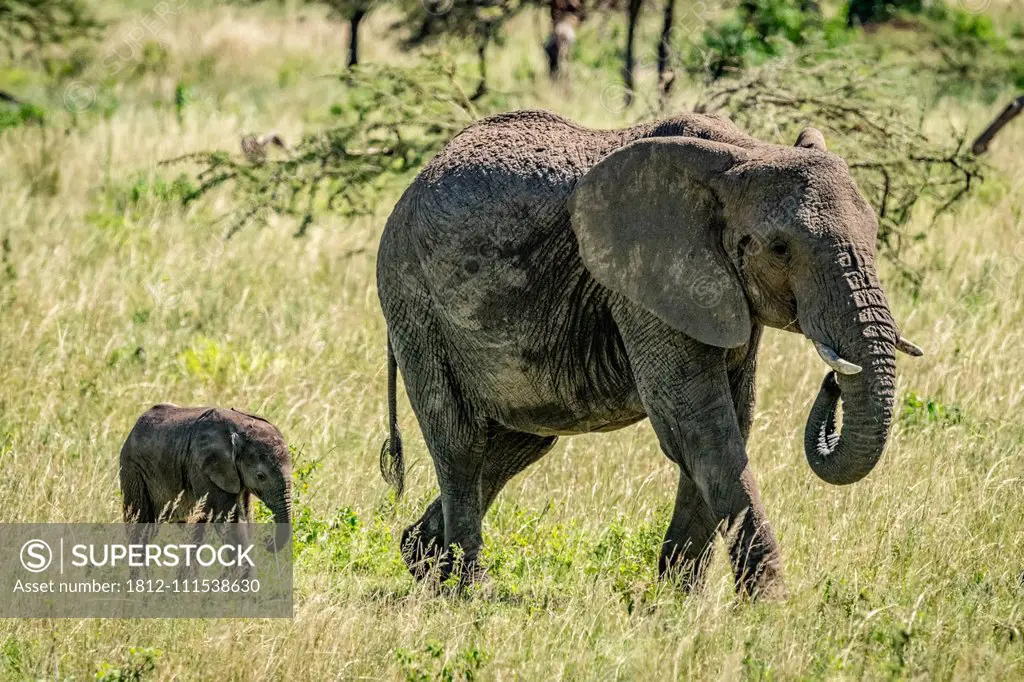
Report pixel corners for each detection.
[0,0,1022,678]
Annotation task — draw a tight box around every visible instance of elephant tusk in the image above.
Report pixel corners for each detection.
[813,341,862,375]
[895,336,924,357]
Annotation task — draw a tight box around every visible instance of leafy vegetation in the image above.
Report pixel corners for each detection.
[93,647,161,682]
[0,0,99,59]
[0,99,41,130]
[686,0,1022,97]
[686,0,845,82]
[695,51,983,286]
[170,60,479,236]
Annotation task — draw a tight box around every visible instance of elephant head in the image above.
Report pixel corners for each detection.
[569,128,921,485]
[193,409,293,551]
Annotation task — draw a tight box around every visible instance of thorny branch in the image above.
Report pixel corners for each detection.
[696,53,985,286]
[166,61,477,237]
[971,95,1023,155]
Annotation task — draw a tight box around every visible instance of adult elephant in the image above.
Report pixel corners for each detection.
[375,110,922,596]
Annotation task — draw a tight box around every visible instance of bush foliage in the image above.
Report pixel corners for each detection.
[176,43,984,288]
[0,0,99,59]
[695,51,983,284]
[170,60,480,236]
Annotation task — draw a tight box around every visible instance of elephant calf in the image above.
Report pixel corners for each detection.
[119,404,292,552]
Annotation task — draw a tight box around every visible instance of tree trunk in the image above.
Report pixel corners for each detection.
[348,8,366,68]
[471,26,492,101]
[623,0,643,107]
[971,95,1023,155]
[657,0,676,108]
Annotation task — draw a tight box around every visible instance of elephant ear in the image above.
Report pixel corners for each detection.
[795,127,827,151]
[568,137,751,348]
[196,421,242,495]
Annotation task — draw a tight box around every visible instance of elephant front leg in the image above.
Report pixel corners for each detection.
[659,395,782,598]
[660,472,719,591]
[216,515,255,581]
[618,316,783,598]
[722,467,783,598]
[659,399,782,597]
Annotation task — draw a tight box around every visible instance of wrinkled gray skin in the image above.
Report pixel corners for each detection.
[377,110,908,596]
[119,404,293,553]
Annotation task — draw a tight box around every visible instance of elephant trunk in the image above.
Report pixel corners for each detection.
[263,478,292,552]
[802,266,898,485]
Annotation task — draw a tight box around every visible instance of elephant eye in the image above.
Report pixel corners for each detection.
[256,472,267,482]
[770,240,790,258]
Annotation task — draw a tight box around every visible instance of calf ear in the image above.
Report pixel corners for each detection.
[199,429,242,494]
[569,136,751,348]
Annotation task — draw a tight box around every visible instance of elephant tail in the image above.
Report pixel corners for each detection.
[379,334,405,498]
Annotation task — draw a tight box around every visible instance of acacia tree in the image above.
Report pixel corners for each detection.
[169,60,480,236]
[395,0,539,99]
[0,0,99,105]
[695,52,982,285]
[0,0,98,58]
[319,0,378,67]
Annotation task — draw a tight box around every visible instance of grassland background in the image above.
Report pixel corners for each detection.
[0,0,1022,678]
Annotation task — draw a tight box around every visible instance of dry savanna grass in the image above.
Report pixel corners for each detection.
[0,0,1022,679]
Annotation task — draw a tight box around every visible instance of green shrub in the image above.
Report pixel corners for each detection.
[0,102,43,132]
[688,0,844,82]
[395,641,488,682]
[901,392,963,428]
[94,647,161,682]
[846,0,923,26]
[95,172,197,217]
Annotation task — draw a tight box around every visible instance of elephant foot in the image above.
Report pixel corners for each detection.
[659,545,713,593]
[401,498,446,581]
[737,568,787,601]
[732,547,786,601]
[436,547,488,592]
[401,498,488,590]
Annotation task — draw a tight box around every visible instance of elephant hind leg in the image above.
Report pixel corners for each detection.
[401,497,446,581]
[480,428,558,511]
[401,426,557,581]
[396,350,488,585]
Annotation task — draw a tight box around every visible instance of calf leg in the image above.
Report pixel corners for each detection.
[120,461,155,524]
